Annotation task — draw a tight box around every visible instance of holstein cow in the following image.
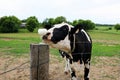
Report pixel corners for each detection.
[41,23,92,80]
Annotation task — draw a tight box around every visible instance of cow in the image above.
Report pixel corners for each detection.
[41,22,92,80]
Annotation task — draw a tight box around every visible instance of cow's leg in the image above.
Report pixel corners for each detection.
[67,59,77,80]
[64,58,69,74]
[84,60,90,80]
[71,67,77,80]
[64,58,77,80]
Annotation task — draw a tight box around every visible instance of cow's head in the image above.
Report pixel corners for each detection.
[42,23,73,53]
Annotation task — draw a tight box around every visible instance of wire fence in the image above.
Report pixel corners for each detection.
[0,61,30,75]
[0,54,30,80]
[0,53,120,80]
[0,47,51,80]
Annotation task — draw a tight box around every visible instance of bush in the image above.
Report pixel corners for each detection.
[72,19,95,30]
[0,16,21,33]
[108,27,112,30]
[54,16,67,24]
[114,24,120,31]
[26,16,39,32]
[42,16,67,29]
[42,18,54,29]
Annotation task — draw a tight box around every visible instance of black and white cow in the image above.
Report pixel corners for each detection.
[42,23,92,80]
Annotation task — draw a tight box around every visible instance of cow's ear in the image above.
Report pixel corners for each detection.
[70,24,83,34]
[70,27,78,34]
[44,25,53,30]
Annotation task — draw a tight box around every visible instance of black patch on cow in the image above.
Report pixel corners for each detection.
[59,50,71,58]
[51,25,69,44]
[71,70,76,77]
[84,67,89,80]
[69,26,92,63]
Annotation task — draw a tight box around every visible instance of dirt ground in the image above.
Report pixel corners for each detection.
[0,54,120,80]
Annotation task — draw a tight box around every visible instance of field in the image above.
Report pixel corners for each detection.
[0,27,120,80]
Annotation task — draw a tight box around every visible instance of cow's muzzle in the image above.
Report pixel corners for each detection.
[42,32,51,40]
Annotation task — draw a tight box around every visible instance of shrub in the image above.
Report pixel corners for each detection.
[72,19,95,30]
[108,27,112,30]
[26,16,39,32]
[0,16,21,33]
[114,24,120,31]
[42,16,67,29]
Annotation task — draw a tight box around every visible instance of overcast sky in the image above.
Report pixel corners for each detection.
[0,0,120,24]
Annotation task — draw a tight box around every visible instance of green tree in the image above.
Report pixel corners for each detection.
[114,24,120,31]
[72,19,95,30]
[42,18,55,29]
[54,16,67,24]
[26,16,39,32]
[42,18,52,29]
[0,16,21,33]
[72,20,78,26]
[42,16,67,29]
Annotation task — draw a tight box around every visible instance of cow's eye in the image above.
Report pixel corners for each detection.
[46,32,51,35]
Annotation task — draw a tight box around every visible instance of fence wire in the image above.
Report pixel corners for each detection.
[0,59,49,76]
[0,61,30,75]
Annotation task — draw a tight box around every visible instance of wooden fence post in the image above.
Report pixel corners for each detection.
[30,43,49,80]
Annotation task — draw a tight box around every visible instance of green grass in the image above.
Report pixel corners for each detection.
[92,43,120,57]
[90,28,120,57]
[0,33,40,56]
[0,28,120,57]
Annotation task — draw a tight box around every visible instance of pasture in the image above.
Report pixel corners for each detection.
[0,27,120,80]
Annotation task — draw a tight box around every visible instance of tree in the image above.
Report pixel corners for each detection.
[0,16,21,33]
[26,16,39,32]
[54,16,67,24]
[72,19,95,30]
[42,16,67,29]
[72,20,78,26]
[114,24,120,31]
[42,18,55,29]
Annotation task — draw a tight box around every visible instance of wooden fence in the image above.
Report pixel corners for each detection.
[30,43,49,80]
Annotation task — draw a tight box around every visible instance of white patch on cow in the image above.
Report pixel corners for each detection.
[71,76,77,80]
[85,63,90,69]
[47,35,71,53]
[67,59,72,73]
[38,29,48,36]
[87,74,90,79]
[75,29,79,33]
[81,29,91,42]
[64,58,69,73]
[85,61,90,69]
[64,58,72,74]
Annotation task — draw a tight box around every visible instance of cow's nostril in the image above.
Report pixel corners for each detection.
[42,35,47,40]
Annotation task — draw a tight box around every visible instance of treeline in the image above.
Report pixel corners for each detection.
[42,16,95,30]
[0,16,120,33]
[0,16,39,33]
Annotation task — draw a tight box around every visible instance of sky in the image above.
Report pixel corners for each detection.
[0,0,120,24]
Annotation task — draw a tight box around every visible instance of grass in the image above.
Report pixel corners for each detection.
[0,33,40,56]
[0,28,120,57]
[92,43,120,57]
